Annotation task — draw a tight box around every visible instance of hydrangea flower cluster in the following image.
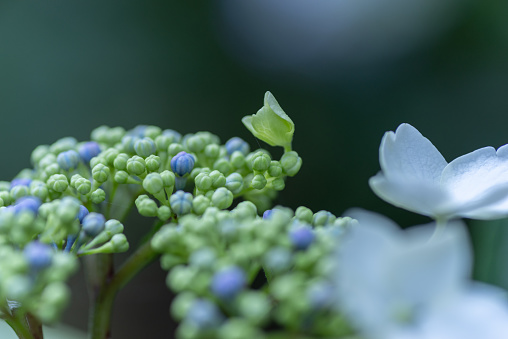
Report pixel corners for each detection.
[1,92,508,339]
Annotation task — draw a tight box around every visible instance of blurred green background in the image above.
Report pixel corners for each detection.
[1,0,508,337]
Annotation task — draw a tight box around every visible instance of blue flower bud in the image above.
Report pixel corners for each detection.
[225,137,250,156]
[79,142,101,163]
[57,150,80,171]
[186,299,224,329]
[171,152,195,177]
[77,205,89,223]
[11,178,32,188]
[82,212,106,237]
[24,241,53,271]
[170,190,193,215]
[134,137,156,157]
[14,196,41,215]
[307,281,334,310]
[225,173,243,195]
[289,224,315,250]
[263,209,273,219]
[211,266,246,299]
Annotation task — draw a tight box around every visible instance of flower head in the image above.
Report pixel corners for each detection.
[370,123,508,221]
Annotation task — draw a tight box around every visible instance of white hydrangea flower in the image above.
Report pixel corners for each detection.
[332,209,508,339]
[369,123,508,221]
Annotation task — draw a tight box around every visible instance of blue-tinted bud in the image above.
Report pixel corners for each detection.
[171,152,195,177]
[211,266,246,299]
[186,299,224,329]
[24,241,53,271]
[307,281,334,310]
[50,137,78,154]
[262,209,273,219]
[82,212,106,237]
[170,190,193,216]
[289,225,315,250]
[79,142,101,163]
[225,173,243,195]
[134,137,156,157]
[121,135,139,154]
[11,178,32,188]
[162,129,182,143]
[263,247,292,272]
[225,137,250,156]
[57,150,80,171]
[10,185,29,200]
[77,205,89,223]
[130,125,148,138]
[14,196,41,215]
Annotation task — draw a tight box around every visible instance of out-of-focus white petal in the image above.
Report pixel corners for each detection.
[369,173,450,218]
[379,124,447,183]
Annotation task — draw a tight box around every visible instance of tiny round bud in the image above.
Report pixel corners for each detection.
[10,185,29,200]
[145,155,161,172]
[162,129,182,143]
[113,153,129,170]
[47,174,69,193]
[251,174,267,190]
[262,209,273,219]
[195,173,213,191]
[134,137,156,157]
[110,234,129,252]
[75,178,92,195]
[230,151,246,169]
[155,135,172,152]
[211,187,233,210]
[31,145,51,166]
[135,195,158,217]
[92,163,110,183]
[225,173,243,195]
[312,210,336,226]
[295,206,313,223]
[114,171,130,184]
[11,178,32,188]
[271,178,285,191]
[281,151,302,177]
[82,212,106,237]
[192,195,210,215]
[168,143,184,156]
[289,225,315,250]
[186,135,206,153]
[170,190,193,215]
[160,170,176,187]
[91,188,106,204]
[209,170,226,188]
[14,196,41,215]
[77,205,89,223]
[225,137,250,156]
[57,150,80,171]
[126,156,146,176]
[213,158,233,176]
[268,161,283,177]
[263,247,292,272]
[211,266,246,299]
[102,148,120,166]
[57,197,81,223]
[158,205,172,220]
[171,152,195,177]
[204,144,220,158]
[24,241,53,271]
[143,173,164,194]
[50,137,78,154]
[186,299,224,329]
[30,182,49,201]
[79,141,101,163]
[252,152,271,172]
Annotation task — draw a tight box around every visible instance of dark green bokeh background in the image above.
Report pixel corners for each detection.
[1,1,508,337]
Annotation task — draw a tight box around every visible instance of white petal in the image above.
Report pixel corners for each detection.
[379,124,447,183]
[369,173,450,218]
[441,145,508,219]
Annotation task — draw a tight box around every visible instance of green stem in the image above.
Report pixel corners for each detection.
[88,241,159,339]
[1,306,40,339]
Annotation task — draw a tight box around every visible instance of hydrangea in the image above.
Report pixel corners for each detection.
[370,123,508,221]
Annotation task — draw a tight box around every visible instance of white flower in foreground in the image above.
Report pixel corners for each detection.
[332,209,508,339]
[369,123,508,221]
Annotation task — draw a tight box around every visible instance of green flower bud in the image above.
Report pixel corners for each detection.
[145,155,161,172]
[31,145,51,166]
[39,153,57,169]
[126,156,146,176]
[90,156,108,169]
[46,253,78,281]
[170,292,196,320]
[268,161,283,177]
[230,151,246,169]
[45,163,60,176]
[91,189,106,204]
[195,173,213,191]
[204,144,220,158]
[252,151,271,172]
[75,178,92,195]
[0,198,4,207]
[218,318,263,339]
[234,201,257,217]
[192,195,210,215]
[295,206,313,223]
[0,191,12,206]
[225,173,243,195]
[47,174,69,193]
[11,185,29,200]
[110,234,129,252]
[135,195,158,217]
[5,275,32,303]
[281,151,302,177]
[57,197,81,223]
[213,158,233,176]
[237,291,271,325]
[50,137,78,155]
[186,135,206,153]
[158,205,172,221]
[271,177,285,191]
[155,135,172,152]
[242,91,294,151]
[134,137,156,157]
[312,210,336,226]
[0,181,10,191]
[102,148,120,166]
[251,174,267,190]
[168,143,184,157]
[209,170,226,188]
[114,170,130,184]
[161,170,176,187]
[92,163,110,183]
[143,173,164,194]
[91,126,125,145]
[211,188,233,210]
[143,126,162,139]
[113,153,129,170]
